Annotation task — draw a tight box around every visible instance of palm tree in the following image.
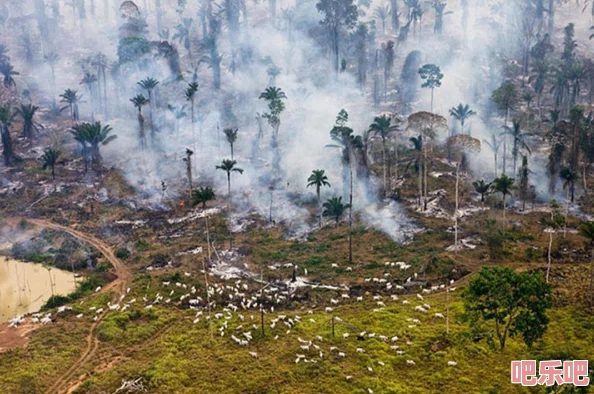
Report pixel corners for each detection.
[59,89,82,122]
[185,82,199,149]
[544,200,564,283]
[41,147,61,180]
[407,135,424,208]
[483,133,502,177]
[70,122,117,171]
[259,86,287,137]
[15,104,41,143]
[44,52,59,108]
[130,94,149,149]
[138,77,160,147]
[192,186,216,209]
[369,114,399,195]
[167,104,187,136]
[491,173,515,228]
[80,72,98,120]
[223,128,238,159]
[560,167,577,203]
[374,5,390,34]
[503,119,533,174]
[578,221,594,306]
[0,105,16,166]
[449,103,476,136]
[173,18,193,56]
[322,196,350,227]
[529,60,549,122]
[307,169,331,227]
[472,179,492,204]
[0,62,18,88]
[216,159,244,197]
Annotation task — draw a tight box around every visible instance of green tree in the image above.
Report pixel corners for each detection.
[491,173,515,227]
[463,266,552,350]
[259,86,287,138]
[472,179,491,203]
[0,62,18,88]
[322,196,350,226]
[59,89,82,122]
[560,166,577,203]
[316,0,358,73]
[369,114,400,195]
[448,103,476,136]
[578,221,594,307]
[307,169,331,227]
[418,63,443,112]
[41,147,62,180]
[130,94,149,149]
[223,128,238,159]
[192,186,216,209]
[70,122,117,172]
[0,105,16,166]
[15,103,41,143]
[483,133,502,177]
[491,80,519,173]
[503,119,533,174]
[216,159,244,197]
[138,77,160,147]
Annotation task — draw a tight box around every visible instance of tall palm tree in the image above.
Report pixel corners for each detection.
[80,72,98,120]
[503,119,533,174]
[91,53,109,118]
[216,159,244,197]
[138,77,160,147]
[59,89,82,122]
[560,166,577,202]
[185,82,199,149]
[41,147,61,180]
[491,173,515,228]
[167,104,187,136]
[578,221,594,306]
[449,103,476,136]
[374,4,390,34]
[472,179,492,203]
[0,62,19,88]
[15,104,41,143]
[0,105,16,166]
[192,186,216,209]
[483,133,502,177]
[223,128,238,159]
[307,169,331,227]
[369,114,399,195]
[70,122,117,171]
[44,52,59,108]
[322,196,350,227]
[130,94,149,149]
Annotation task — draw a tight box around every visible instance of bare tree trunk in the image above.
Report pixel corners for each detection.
[454,162,460,254]
[348,161,353,263]
[546,230,553,283]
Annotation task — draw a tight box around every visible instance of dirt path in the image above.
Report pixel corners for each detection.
[1,218,131,394]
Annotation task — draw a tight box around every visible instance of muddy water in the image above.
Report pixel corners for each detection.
[0,258,76,322]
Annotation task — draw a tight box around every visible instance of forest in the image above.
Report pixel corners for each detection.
[0,0,593,393]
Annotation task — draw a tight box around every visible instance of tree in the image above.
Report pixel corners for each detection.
[382,40,395,101]
[183,149,194,204]
[418,64,443,112]
[223,128,238,159]
[369,114,400,195]
[15,104,41,143]
[432,0,451,35]
[543,200,564,283]
[322,196,350,226]
[41,147,61,181]
[503,119,533,174]
[517,155,531,211]
[259,87,287,138]
[483,134,502,177]
[560,166,577,203]
[390,0,399,32]
[130,94,149,150]
[80,72,98,120]
[44,52,59,109]
[167,104,187,136]
[59,89,82,123]
[406,135,424,208]
[185,82,199,150]
[491,174,515,228]
[307,169,331,227]
[173,18,193,56]
[578,221,594,307]
[529,60,549,122]
[0,105,16,166]
[472,180,491,203]
[449,103,476,136]
[138,77,160,147]
[192,186,216,209]
[316,0,358,73]
[0,62,18,88]
[463,267,552,350]
[491,81,520,173]
[216,159,244,197]
[70,122,117,171]
[374,4,390,34]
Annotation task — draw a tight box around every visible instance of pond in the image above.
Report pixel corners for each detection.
[0,257,77,323]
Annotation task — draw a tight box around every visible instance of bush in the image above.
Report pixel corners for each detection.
[115,248,130,259]
[43,295,71,309]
